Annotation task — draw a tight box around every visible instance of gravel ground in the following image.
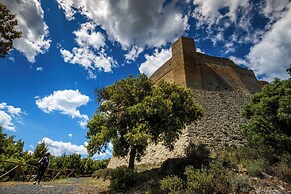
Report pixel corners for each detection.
[0,177,109,194]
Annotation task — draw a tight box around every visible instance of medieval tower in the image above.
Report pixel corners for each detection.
[108,37,265,168]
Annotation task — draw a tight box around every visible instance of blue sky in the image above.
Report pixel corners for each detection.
[0,0,290,159]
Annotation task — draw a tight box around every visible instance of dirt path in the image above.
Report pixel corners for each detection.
[0,177,110,194]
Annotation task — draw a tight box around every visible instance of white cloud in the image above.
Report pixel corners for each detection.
[262,0,289,22]
[247,3,291,81]
[73,22,105,50]
[60,22,117,78]
[41,137,112,159]
[35,89,89,128]
[139,48,172,77]
[229,56,247,66]
[68,133,72,137]
[192,0,254,48]
[193,0,249,23]
[192,0,291,81]
[124,46,144,62]
[0,0,51,62]
[0,102,24,131]
[41,137,88,156]
[36,67,43,71]
[56,0,191,49]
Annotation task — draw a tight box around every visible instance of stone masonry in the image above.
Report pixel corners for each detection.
[107,37,264,169]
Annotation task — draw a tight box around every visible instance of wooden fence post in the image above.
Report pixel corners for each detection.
[0,165,19,179]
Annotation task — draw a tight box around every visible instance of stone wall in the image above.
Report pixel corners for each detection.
[107,89,249,168]
[107,36,262,169]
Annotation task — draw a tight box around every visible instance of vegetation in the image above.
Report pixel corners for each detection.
[1,70,290,192]
[109,166,137,192]
[0,3,22,58]
[241,76,291,152]
[86,74,203,169]
[0,126,109,181]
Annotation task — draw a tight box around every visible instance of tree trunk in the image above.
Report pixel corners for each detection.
[128,146,136,169]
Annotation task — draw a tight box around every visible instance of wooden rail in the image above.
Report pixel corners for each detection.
[0,160,75,182]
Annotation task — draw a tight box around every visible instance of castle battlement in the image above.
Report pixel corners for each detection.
[150,37,263,94]
[107,37,265,169]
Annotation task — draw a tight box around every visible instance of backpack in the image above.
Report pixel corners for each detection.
[38,156,49,168]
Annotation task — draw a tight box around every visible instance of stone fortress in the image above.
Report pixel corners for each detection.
[108,37,265,168]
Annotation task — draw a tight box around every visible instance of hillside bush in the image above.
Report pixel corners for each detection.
[109,166,136,192]
[244,159,264,178]
[160,175,184,194]
[230,175,250,193]
[184,166,214,194]
[92,168,111,179]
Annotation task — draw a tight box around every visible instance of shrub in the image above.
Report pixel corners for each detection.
[92,168,111,179]
[230,175,250,193]
[109,166,136,192]
[184,166,214,194]
[273,153,291,182]
[245,159,265,177]
[160,157,187,177]
[160,175,184,194]
[209,159,231,193]
[184,143,210,168]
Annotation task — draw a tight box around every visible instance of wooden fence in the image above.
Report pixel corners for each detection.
[0,160,75,182]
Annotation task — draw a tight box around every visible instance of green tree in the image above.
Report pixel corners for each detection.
[0,3,22,58]
[33,141,48,159]
[242,75,291,152]
[87,74,203,169]
[0,126,24,159]
[0,126,26,181]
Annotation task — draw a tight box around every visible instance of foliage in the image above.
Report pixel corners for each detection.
[271,152,291,183]
[230,175,250,193]
[109,166,137,192]
[208,158,231,193]
[33,141,48,160]
[244,159,264,178]
[0,126,26,181]
[82,158,109,175]
[184,166,214,194]
[160,157,187,177]
[185,143,210,168]
[160,143,211,177]
[159,175,184,194]
[0,3,22,58]
[241,77,291,152]
[92,168,111,179]
[87,74,203,169]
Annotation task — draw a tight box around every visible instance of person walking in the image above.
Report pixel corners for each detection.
[34,152,51,184]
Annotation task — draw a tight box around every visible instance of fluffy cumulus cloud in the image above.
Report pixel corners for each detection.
[247,2,291,81]
[139,48,172,77]
[56,0,190,49]
[56,0,190,75]
[41,137,112,159]
[35,89,89,128]
[41,137,88,156]
[60,22,117,79]
[192,0,291,81]
[0,0,51,62]
[0,102,24,131]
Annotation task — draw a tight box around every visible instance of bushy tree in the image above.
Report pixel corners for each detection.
[87,74,203,169]
[242,74,291,152]
[0,3,22,58]
[0,126,25,181]
[0,126,24,159]
[33,141,48,159]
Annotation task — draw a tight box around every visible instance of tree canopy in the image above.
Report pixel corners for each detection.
[86,74,203,169]
[242,74,291,152]
[0,3,22,58]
